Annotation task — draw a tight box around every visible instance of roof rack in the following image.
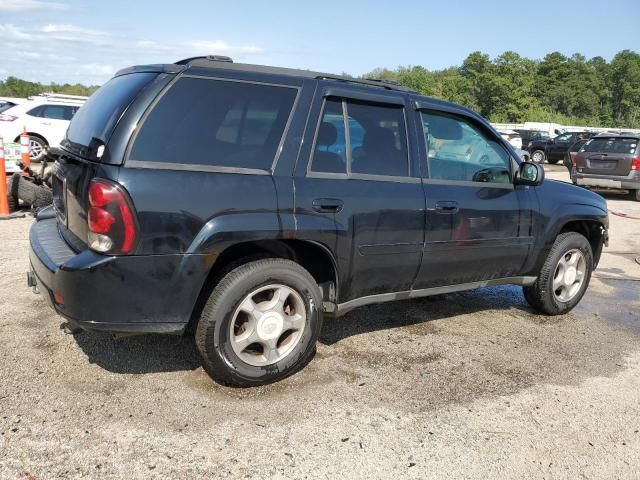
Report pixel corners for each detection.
[175,55,233,65]
[315,75,414,92]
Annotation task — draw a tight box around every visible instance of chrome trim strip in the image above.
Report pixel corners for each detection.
[125,160,270,175]
[324,276,537,316]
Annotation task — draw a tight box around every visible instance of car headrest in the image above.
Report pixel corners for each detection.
[317,122,337,146]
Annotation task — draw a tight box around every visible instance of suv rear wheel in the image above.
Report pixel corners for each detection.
[195,258,323,387]
[28,136,47,162]
[629,189,640,202]
[524,232,593,315]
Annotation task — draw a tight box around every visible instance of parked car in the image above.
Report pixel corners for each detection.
[572,134,640,201]
[0,94,86,162]
[529,131,596,164]
[0,97,24,113]
[496,129,523,150]
[514,128,550,150]
[563,138,591,175]
[28,56,609,387]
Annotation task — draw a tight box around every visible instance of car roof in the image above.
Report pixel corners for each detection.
[116,56,481,117]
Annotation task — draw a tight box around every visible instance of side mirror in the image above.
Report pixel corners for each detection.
[514,162,544,186]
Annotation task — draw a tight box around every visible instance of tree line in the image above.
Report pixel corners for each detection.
[1,49,638,128]
[0,76,99,98]
[362,49,640,129]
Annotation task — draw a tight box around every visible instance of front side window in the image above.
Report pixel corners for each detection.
[310,97,409,177]
[422,111,511,184]
[130,77,298,169]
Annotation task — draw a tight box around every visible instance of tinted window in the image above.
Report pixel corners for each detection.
[555,133,574,143]
[311,99,347,173]
[66,72,157,149]
[0,102,16,113]
[422,111,510,184]
[348,101,408,177]
[41,105,67,120]
[27,105,45,117]
[131,77,297,169]
[582,138,639,154]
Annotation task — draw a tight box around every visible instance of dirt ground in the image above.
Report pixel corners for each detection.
[1,165,639,479]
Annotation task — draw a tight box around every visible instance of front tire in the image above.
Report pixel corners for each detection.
[195,258,323,387]
[524,232,593,315]
[531,150,545,164]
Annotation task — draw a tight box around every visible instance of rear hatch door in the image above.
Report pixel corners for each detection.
[53,71,167,247]
[576,137,639,176]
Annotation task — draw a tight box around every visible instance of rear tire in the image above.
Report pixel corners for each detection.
[524,232,593,315]
[629,189,640,202]
[28,135,47,162]
[195,258,323,387]
[547,158,560,165]
[531,150,545,163]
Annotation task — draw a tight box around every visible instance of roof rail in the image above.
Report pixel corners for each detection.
[315,75,414,92]
[175,55,233,65]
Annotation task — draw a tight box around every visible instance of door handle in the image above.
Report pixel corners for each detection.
[312,198,343,213]
[435,201,459,214]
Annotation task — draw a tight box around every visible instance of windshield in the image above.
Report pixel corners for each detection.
[64,72,157,152]
[582,138,639,154]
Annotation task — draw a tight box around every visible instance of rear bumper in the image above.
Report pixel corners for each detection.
[572,170,640,190]
[28,209,211,334]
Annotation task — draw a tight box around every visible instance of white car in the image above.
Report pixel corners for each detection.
[0,93,87,161]
[496,129,523,150]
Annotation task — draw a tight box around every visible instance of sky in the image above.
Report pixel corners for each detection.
[0,0,638,85]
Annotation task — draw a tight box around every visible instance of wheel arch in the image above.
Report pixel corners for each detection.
[187,239,339,332]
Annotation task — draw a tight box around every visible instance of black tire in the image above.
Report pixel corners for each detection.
[7,193,18,212]
[195,258,323,387]
[531,149,545,164]
[16,176,52,209]
[523,232,593,315]
[629,189,640,202]
[547,158,560,165]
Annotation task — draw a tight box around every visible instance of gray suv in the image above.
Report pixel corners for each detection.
[572,134,640,201]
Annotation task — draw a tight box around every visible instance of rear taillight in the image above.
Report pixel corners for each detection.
[571,153,577,166]
[0,114,17,121]
[632,157,640,170]
[87,178,138,254]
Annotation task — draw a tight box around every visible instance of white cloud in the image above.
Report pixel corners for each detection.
[184,40,262,55]
[0,22,265,84]
[78,64,115,76]
[0,0,68,11]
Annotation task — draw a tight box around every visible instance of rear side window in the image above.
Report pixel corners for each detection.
[582,138,639,154]
[311,97,409,177]
[130,77,298,170]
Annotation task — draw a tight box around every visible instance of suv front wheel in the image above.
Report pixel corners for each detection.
[195,258,323,387]
[524,232,593,315]
[531,149,545,163]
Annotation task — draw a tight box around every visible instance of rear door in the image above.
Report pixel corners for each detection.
[547,132,575,161]
[294,85,425,302]
[413,107,532,288]
[577,137,639,176]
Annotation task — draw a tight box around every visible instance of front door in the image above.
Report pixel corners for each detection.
[294,90,425,302]
[413,108,533,289]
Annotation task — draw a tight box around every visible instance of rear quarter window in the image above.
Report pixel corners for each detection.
[129,77,298,170]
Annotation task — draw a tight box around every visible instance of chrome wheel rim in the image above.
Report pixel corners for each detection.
[532,151,543,163]
[29,139,44,160]
[552,249,586,302]
[229,284,307,367]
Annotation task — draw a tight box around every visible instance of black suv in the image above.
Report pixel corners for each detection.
[28,56,609,387]
[529,131,596,164]
[514,128,550,150]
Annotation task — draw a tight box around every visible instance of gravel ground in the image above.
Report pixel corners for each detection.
[1,166,639,479]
